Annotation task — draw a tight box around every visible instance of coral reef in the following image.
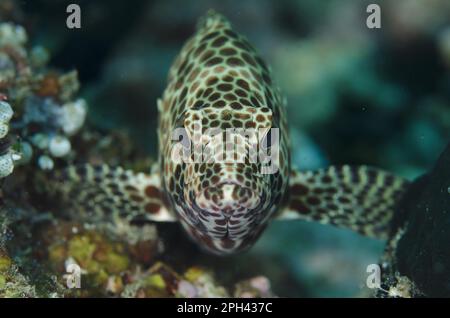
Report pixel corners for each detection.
[0,209,65,297]
[35,220,161,297]
[0,21,87,179]
[0,248,38,298]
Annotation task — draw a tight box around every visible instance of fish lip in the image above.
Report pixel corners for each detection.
[189,190,265,239]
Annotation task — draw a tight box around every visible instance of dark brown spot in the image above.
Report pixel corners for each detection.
[233,41,249,51]
[194,43,207,57]
[241,52,257,67]
[213,100,226,108]
[322,175,332,184]
[326,187,338,194]
[201,51,214,63]
[237,79,250,91]
[217,83,232,92]
[214,66,225,73]
[384,175,394,186]
[366,169,378,184]
[240,97,252,106]
[290,199,310,214]
[224,93,237,101]
[223,75,234,82]
[193,100,204,109]
[145,203,160,214]
[230,102,243,110]
[202,87,213,97]
[207,76,219,86]
[145,185,161,198]
[202,31,220,42]
[256,56,269,72]
[235,89,247,97]
[130,195,144,202]
[206,57,223,67]
[224,30,239,39]
[168,178,175,192]
[256,114,265,122]
[292,184,309,195]
[227,57,244,67]
[232,120,243,127]
[313,188,324,194]
[188,68,200,82]
[211,175,220,184]
[220,47,237,56]
[211,36,228,47]
[221,238,236,249]
[327,203,339,210]
[307,196,321,206]
[125,185,138,193]
[338,196,351,204]
[189,81,200,93]
[221,122,231,129]
[208,93,220,102]
[245,121,256,128]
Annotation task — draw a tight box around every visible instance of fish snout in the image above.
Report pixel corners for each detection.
[196,181,260,217]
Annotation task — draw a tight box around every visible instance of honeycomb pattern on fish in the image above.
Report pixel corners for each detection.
[42,10,410,255]
[156,11,290,253]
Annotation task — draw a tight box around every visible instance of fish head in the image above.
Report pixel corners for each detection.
[170,107,282,254]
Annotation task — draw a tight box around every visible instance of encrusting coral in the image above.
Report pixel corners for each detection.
[0,21,87,180]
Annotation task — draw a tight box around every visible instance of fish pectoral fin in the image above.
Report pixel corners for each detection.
[276,165,409,239]
[45,163,176,222]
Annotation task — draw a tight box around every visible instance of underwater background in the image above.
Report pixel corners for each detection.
[0,0,449,297]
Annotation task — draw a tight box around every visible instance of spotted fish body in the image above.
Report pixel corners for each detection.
[44,11,409,256]
[157,12,290,254]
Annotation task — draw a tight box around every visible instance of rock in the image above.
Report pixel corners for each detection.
[383,142,450,297]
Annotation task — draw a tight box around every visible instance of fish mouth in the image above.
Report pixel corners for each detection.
[189,189,266,239]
